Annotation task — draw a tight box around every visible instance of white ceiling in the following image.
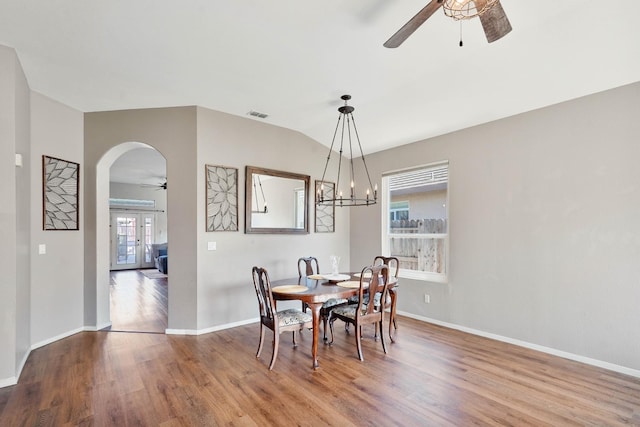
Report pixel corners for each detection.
[109,147,166,186]
[2,0,640,184]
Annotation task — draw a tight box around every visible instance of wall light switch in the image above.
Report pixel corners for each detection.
[38,244,46,255]
[15,153,23,167]
[207,242,217,251]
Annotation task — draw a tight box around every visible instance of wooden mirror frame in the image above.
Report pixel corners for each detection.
[245,166,310,234]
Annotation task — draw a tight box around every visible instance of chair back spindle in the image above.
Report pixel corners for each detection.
[252,266,277,327]
[373,256,399,282]
[298,257,320,277]
[356,264,390,318]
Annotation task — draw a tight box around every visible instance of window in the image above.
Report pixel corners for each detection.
[109,198,155,209]
[382,162,448,282]
[390,201,409,221]
[294,188,305,229]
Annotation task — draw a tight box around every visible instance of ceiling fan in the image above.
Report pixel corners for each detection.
[384,0,512,48]
[140,180,167,190]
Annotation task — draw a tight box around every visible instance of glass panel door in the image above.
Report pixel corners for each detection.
[142,214,155,267]
[110,213,156,270]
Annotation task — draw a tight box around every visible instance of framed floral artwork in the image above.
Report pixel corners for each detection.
[42,155,80,230]
[206,165,238,231]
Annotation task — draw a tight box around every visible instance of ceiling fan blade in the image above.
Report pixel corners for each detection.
[478,0,512,43]
[383,0,444,48]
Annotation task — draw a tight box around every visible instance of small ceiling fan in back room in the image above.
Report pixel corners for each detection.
[140,179,167,191]
[384,0,512,48]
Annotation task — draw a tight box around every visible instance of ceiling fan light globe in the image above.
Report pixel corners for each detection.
[443,0,499,20]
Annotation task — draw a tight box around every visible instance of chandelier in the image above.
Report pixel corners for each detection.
[317,95,377,207]
[442,0,499,20]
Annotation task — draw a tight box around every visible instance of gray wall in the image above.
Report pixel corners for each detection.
[0,46,20,383]
[0,46,31,385]
[1,47,85,386]
[30,93,84,345]
[84,107,198,330]
[195,107,351,329]
[83,106,351,332]
[351,81,640,371]
[14,48,30,381]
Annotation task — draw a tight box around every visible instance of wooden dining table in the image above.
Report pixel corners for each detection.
[271,273,398,370]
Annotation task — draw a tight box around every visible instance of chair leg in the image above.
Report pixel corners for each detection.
[388,289,398,341]
[291,330,297,347]
[322,314,329,341]
[328,314,336,345]
[269,332,280,370]
[389,322,395,343]
[355,322,364,361]
[389,314,396,343]
[256,323,266,358]
[379,320,387,354]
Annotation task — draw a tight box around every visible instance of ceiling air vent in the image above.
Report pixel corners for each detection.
[247,110,268,119]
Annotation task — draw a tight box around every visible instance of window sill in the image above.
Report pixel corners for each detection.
[399,269,448,284]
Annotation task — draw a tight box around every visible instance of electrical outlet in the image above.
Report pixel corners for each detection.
[424,294,431,304]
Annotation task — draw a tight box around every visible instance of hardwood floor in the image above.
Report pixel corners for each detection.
[106,269,168,333]
[1,316,639,426]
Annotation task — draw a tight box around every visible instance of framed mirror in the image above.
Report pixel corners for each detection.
[245,166,310,234]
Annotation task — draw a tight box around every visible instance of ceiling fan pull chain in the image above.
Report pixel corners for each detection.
[459,21,464,47]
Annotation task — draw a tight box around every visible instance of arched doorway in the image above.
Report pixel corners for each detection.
[95,142,168,333]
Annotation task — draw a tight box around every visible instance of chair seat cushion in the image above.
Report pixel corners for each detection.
[331,304,372,320]
[348,292,390,307]
[323,298,348,309]
[277,309,312,327]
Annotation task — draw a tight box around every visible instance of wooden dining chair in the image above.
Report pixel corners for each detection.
[373,255,400,341]
[298,256,348,341]
[252,266,313,370]
[328,264,390,361]
[298,256,320,278]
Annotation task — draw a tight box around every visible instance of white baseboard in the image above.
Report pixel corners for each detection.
[85,322,111,332]
[1,327,88,389]
[31,327,86,351]
[398,311,640,379]
[195,318,259,335]
[0,376,18,388]
[166,317,259,336]
[165,328,198,335]
[15,348,31,384]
